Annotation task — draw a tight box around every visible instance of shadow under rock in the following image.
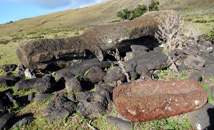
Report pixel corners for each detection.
[207,108,214,129]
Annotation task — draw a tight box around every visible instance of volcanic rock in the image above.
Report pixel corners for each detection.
[187,103,214,130]
[123,51,169,75]
[113,79,207,122]
[0,64,17,72]
[55,58,110,81]
[106,116,132,130]
[77,87,112,119]
[65,77,82,93]
[14,78,39,91]
[0,113,15,130]
[34,74,56,94]
[86,67,106,83]
[0,72,20,87]
[184,55,205,70]
[104,67,126,84]
[42,95,75,121]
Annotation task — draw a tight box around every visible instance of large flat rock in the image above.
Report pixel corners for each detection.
[113,79,207,122]
[16,10,178,70]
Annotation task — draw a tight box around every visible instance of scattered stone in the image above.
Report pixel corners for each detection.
[76,92,90,102]
[77,87,112,119]
[113,79,207,122]
[0,64,17,72]
[12,116,34,128]
[68,94,77,103]
[65,77,82,93]
[15,64,25,78]
[6,92,20,107]
[104,67,126,84]
[14,78,39,91]
[95,84,114,94]
[0,99,6,114]
[55,59,111,81]
[188,71,202,82]
[204,53,214,67]
[86,67,106,83]
[35,94,52,102]
[124,51,169,75]
[42,95,75,121]
[187,103,214,130]
[184,55,205,70]
[0,113,14,130]
[34,74,56,94]
[199,45,208,52]
[128,71,138,81]
[200,67,214,78]
[106,116,132,130]
[125,51,147,61]
[200,41,212,47]
[24,69,36,79]
[28,92,35,102]
[0,72,20,87]
[130,45,149,52]
[182,48,197,55]
[177,64,189,71]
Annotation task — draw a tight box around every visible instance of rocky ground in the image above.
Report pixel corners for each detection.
[1,10,214,130]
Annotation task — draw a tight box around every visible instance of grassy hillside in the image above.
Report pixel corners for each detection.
[0,0,214,66]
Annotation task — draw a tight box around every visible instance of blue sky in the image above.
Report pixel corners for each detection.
[0,0,106,24]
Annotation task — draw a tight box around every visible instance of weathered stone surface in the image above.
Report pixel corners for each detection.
[0,113,14,130]
[184,55,205,70]
[125,51,148,61]
[12,116,34,129]
[15,64,25,78]
[77,87,112,119]
[86,67,106,83]
[0,64,17,72]
[55,58,110,81]
[200,67,214,78]
[0,72,20,87]
[65,77,82,93]
[104,67,126,84]
[106,116,132,130]
[113,79,207,122]
[28,92,35,101]
[187,103,214,130]
[42,95,75,121]
[34,74,56,94]
[16,10,177,70]
[130,45,149,52]
[188,71,202,82]
[15,78,39,91]
[35,94,52,102]
[123,51,169,75]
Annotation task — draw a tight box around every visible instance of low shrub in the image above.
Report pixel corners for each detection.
[116,0,159,20]
[203,27,214,44]
[194,19,207,23]
[0,39,10,45]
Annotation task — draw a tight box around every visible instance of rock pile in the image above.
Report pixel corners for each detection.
[1,10,214,129]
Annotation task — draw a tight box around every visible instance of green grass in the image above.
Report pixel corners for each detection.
[135,116,192,129]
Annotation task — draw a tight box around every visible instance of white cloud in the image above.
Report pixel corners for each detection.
[9,0,107,9]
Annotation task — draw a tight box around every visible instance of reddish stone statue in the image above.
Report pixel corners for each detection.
[113,79,207,122]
